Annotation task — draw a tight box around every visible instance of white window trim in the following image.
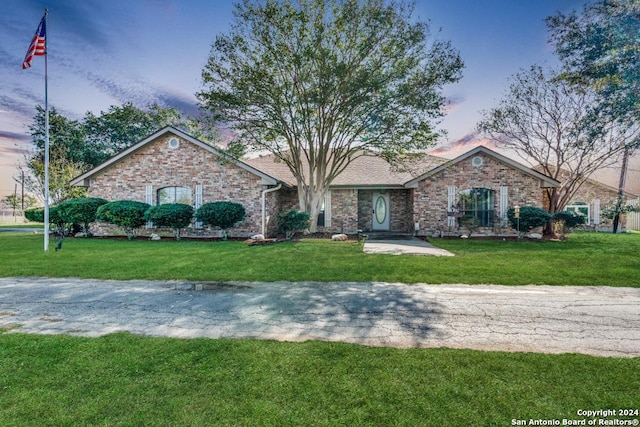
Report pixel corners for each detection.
[566,203,591,225]
[447,186,456,227]
[195,184,203,229]
[145,184,153,228]
[324,190,332,228]
[499,186,508,226]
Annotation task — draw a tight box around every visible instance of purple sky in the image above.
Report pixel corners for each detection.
[1,0,636,200]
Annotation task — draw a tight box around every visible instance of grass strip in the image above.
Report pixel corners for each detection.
[0,232,638,286]
[0,333,637,426]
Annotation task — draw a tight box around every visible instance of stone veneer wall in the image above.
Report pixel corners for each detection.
[85,134,277,238]
[412,152,546,236]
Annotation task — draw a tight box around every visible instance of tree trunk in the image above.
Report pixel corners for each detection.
[297,183,326,233]
[544,189,559,236]
[612,147,630,234]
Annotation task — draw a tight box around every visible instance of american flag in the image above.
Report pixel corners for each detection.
[22,14,46,69]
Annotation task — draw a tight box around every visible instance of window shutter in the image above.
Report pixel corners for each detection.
[324,190,332,228]
[499,186,508,226]
[195,184,203,229]
[593,199,600,226]
[447,186,456,227]
[145,184,153,228]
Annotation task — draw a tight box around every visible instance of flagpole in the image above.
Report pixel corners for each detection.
[43,8,49,252]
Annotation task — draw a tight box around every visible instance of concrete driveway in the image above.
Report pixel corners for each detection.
[363,237,454,256]
[0,277,638,357]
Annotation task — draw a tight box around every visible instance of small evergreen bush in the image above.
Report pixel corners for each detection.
[196,201,246,239]
[552,210,586,238]
[277,209,311,239]
[24,207,44,223]
[144,203,194,240]
[96,200,150,240]
[56,197,108,236]
[25,206,71,236]
[506,206,551,236]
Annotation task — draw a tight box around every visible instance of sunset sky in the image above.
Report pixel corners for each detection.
[1,0,636,201]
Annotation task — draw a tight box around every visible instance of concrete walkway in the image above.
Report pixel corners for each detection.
[363,237,454,256]
[1,277,638,357]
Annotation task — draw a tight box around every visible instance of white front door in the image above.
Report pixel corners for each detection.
[372,193,390,231]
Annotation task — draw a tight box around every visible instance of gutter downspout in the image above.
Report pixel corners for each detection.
[261,184,282,236]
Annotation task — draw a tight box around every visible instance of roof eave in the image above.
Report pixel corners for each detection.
[69,126,284,187]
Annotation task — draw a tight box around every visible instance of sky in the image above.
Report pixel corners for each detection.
[1,0,638,202]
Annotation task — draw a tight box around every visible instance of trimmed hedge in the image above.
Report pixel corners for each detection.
[507,206,551,235]
[96,200,150,240]
[277,209,311,239]
[196,201,245,238]
[144,203,194,240]
[56,197,108,236]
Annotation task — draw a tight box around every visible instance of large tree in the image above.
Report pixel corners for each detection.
[24,106,88,203]
[83,102,183,165]
[198,0,463,230]
[478,66,639,234]
[547,0,640,232]
[24,103,186,204]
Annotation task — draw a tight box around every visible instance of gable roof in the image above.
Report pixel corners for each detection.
[404,145,561,188]
[70,126,282,186]
[245,152,446,188]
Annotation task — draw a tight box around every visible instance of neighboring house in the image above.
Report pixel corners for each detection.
[76,126,625,237]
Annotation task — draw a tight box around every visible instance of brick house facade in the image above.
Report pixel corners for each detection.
[73,127,635,238]
[71,127,284,238]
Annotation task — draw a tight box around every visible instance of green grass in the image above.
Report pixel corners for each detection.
[0,232,638,286]
[0,333,637,426]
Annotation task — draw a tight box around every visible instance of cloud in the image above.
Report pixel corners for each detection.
[0,130,30,143]
[442,95,465,114]
[430,132,495,157]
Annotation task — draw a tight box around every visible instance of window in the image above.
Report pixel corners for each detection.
[565,202,590,225]
[157,186,192,205]
[457,188,495,227]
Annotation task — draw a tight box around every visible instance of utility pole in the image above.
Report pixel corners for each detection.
[612,147,629,234]
[21,170,25,212]
[13,183,18,217]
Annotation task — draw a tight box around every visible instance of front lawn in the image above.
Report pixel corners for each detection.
[0,232,638,286]
[0,333,637,426]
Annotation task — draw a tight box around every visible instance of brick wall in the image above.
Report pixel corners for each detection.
[357,189,412,232]
[412,152,546,235]
[322,189,358,233]
[85,134,277,238]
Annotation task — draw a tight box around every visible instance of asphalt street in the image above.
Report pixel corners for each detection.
[0,277,638,357]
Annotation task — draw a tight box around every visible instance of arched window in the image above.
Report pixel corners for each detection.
[458,188,495,227]
[157,186,192,205]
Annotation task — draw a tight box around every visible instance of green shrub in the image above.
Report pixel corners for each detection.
[96,200,150,240]
[553,210,586,229]
[56,197,108,236]
[506,206,551,235]
[24,207,44,223]
[144,203,194,240]
[24,206,71,236]
[277,209,311,239]
[552,210,586,238]
[196,201,246,239]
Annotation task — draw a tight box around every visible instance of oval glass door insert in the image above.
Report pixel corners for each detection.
[375,196,387,224]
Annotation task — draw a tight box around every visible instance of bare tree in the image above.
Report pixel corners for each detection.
[478,66,639,234]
